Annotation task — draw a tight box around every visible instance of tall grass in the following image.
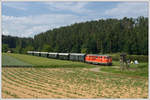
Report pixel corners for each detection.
[2,53,32,67]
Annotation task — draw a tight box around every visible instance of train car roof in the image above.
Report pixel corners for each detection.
[48,52,58,54]
[40,52,48,54]
[33,51,41,53]
[70,53,85,56]
[58,53,69,55]
[86,54,111,57]
[27,51,33,53]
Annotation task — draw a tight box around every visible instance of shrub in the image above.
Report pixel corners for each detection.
[127,55,148,62]
[110,53,148,62]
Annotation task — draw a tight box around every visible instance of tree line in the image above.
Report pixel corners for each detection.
[2,16,148,55]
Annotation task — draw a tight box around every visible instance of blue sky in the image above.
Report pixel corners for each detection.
[2,1,148,37]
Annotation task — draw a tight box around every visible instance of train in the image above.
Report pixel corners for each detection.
[27,51,112,65]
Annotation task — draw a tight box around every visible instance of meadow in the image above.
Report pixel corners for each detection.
[2,53,148,98]
[2,53,32,67]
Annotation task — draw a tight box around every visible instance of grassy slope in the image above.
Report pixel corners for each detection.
[2,53,32,67]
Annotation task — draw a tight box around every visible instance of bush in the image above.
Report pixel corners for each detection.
[127,55,148,62]
[110,53,121,61]
[110,53,148,62]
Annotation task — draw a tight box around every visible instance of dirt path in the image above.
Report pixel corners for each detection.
[89,67,100,72]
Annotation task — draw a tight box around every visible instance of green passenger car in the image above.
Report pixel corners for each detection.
[33,51,41,56]
[48,53,58,59]
[40,52,48,57]
[27,51,34,55]
[70,53,86,62]
[58,53,70,60]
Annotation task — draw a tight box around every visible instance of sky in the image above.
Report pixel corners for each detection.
[2,1,149,37]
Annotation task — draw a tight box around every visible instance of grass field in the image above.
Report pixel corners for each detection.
[2,53,32,67]
[2,53,148,98]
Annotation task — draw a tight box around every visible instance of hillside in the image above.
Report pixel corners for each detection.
[2,16,148,55]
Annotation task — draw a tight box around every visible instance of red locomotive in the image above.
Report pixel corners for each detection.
[85,54,112,65]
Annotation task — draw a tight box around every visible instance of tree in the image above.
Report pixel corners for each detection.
[2,44,9,52]
[42,44,53,52]
[71,44,80,53]
[81,48,88,53]
[22,45,34,54]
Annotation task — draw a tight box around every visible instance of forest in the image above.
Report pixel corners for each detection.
[2,16,148,55]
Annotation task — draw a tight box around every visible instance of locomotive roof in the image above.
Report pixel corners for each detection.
[86,54,111,57]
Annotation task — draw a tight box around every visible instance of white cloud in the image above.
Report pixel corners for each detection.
[2,2,28,10]
[2,14,90,37]
[105,2,148,18]
[2,2,148,38]
[46,2,91,14]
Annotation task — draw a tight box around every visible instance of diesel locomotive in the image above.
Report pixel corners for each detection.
[27,51,112,65]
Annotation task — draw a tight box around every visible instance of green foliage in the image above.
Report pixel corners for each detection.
[12,46,21,53]
[24,45,34,51]
[81,48,88,53]
[2,35,34,53]
[2,44,9,52]
[42,44,53,52]
[110,53,148,62]
[71,44,81,53]
[127,55,148,62]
